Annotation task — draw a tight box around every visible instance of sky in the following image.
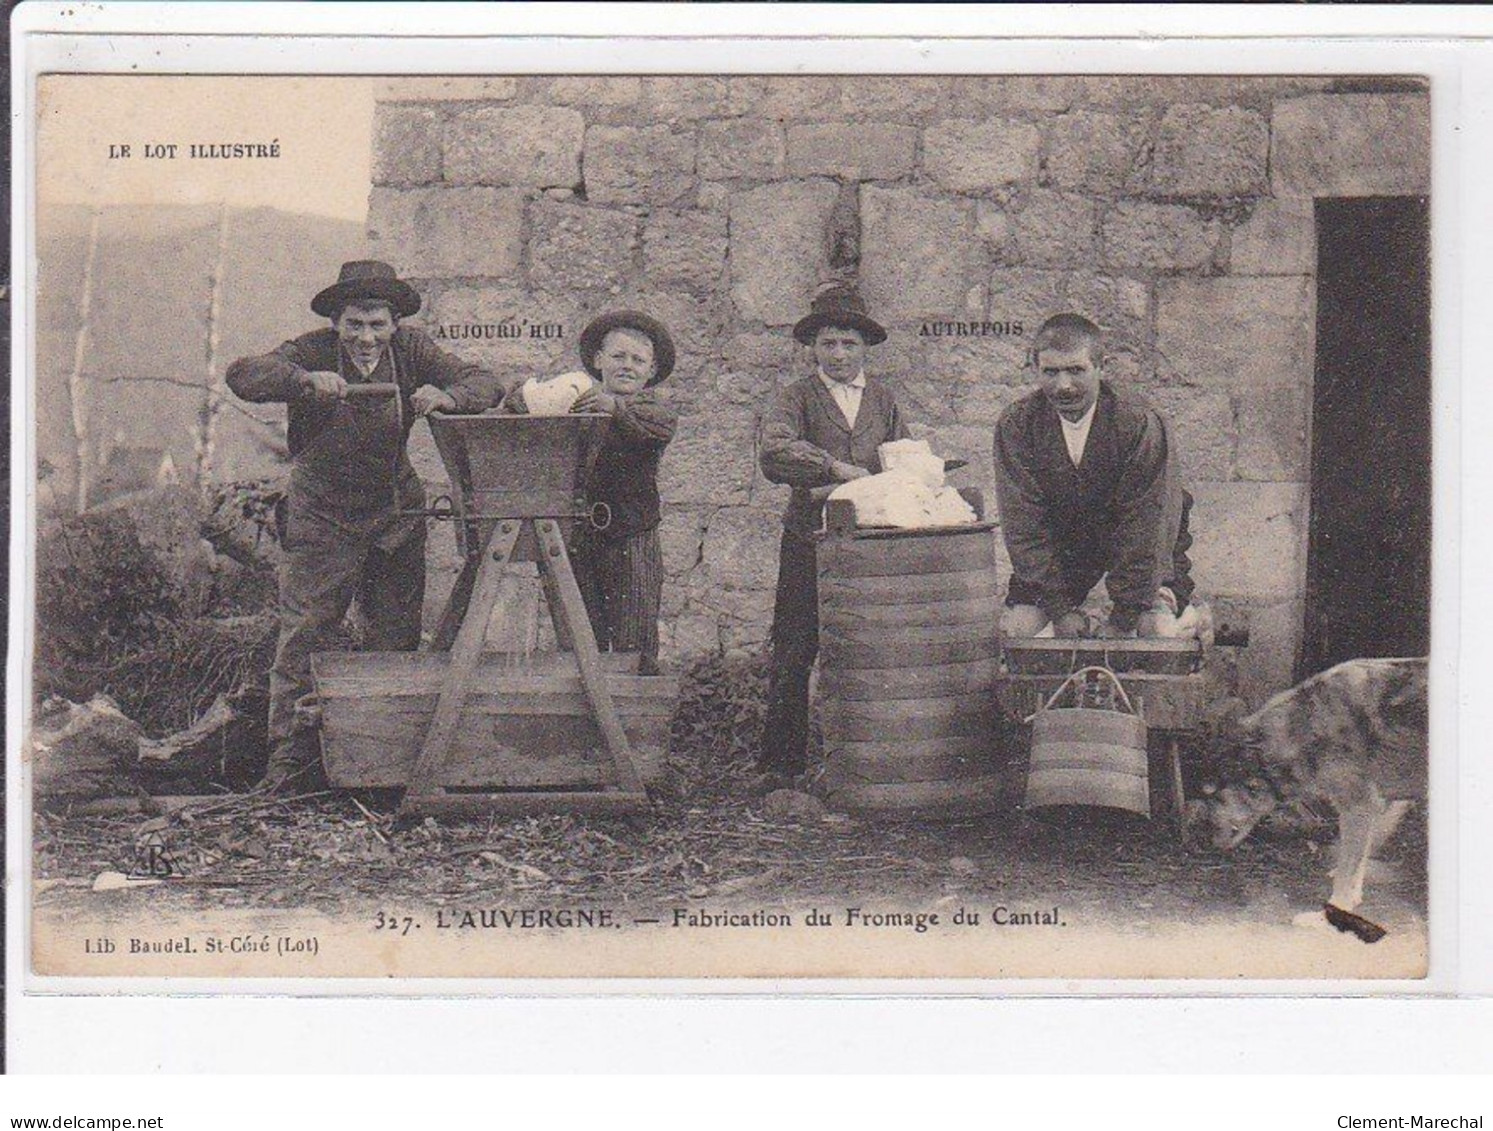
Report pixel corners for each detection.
[36,75,375,222]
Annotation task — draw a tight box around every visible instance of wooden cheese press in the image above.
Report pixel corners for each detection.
[309,413,657,819]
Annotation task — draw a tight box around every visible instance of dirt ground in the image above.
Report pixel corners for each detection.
[33,782,1428,941]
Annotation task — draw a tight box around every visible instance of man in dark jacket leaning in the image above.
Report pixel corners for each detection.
[227,260,514,791]
[993,312,1194,640]
[755,284,911,792]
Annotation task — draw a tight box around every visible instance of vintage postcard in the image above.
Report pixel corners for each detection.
[21,62,1441,986]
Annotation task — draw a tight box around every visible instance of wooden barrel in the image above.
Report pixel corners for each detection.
[816,520,1004,814]
[1024,706,1150,817]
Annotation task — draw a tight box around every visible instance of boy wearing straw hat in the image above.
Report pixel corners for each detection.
[755,284,911,793]
[226,260,512,792]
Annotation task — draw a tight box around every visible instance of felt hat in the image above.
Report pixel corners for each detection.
[791,282,887,347]
[311,260,422,319]
[579,310,676,386]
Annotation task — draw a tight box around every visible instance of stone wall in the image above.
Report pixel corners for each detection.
[368,75,1430,704]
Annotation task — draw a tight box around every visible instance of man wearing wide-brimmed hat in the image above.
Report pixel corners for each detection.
[227,260,513,792]
[756,283,912,792]
[506,310,679,676]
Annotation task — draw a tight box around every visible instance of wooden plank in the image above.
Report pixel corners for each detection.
[820,698,998,742]
[820,657,998,701]
[535,519,644,795]
[819,594,1000,628]
[823,774,1006,814]
[819,634,999,669]
[817,532,994,579]
[321,711,668,788]
[818,569,998,606]
[1001,638,1201,676]
[312,655,677,712]
[399,521,521,814]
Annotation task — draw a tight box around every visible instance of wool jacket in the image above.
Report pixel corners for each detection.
[759,374,911,533]
[584,390,679,538]
[993,381,1192,631]
[226,326,512,516]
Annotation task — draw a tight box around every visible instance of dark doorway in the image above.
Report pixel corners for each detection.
[1303,197,1431,675]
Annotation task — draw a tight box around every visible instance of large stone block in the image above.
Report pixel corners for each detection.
[723,331,797,373]
[1234,599,1304,707]
[1009,190,1097,268]
[372,103,442,186]
[1076,76,1333,109]
[988,268,1149,343]
[785,123,917,181]
[367,187,524,278]
[713,370,779,411]
[546,76,641,106]
[951,380,1026,429]
[426,287,579,373]
[1156,277,1313,390]
[661,611,724,659]
[1235,384,1309,482]
[1188,482,1307,600]
[643,210,728,294]
[1142,387,1236,483]
[1044,110,1149,193]
[527,202,638,294]
[643,77,736,120]
[923,119,1042,192]
[584,125,697,207]
[728,181,838,325]
[1101,202,1220,272]
[860,186,981,322]
[1230,198,1316,276]
[835,76,949,121]
[1149,104,1268,196]
[1271,94,1430,197]
[697,119,784,180]
[731,76,844,120]
[657,506,707,576]
[658,410,759,506]
[949,76,1078,114]
[376,78,518,102]
[443,105,584,188]
[918,332,1029,386]
[698,505,783,592]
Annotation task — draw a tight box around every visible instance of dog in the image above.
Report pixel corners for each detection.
[1202,657,1427,934]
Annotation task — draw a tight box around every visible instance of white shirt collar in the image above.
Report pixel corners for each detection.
[1058,401,1097,465]
[818,369,866,392]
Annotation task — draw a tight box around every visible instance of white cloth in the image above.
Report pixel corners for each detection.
[1059,401,1097,465]
[819,370,866,429]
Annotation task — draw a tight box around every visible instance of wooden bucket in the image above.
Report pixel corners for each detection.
[1024,666,1150,817]
[816,511,1004,814]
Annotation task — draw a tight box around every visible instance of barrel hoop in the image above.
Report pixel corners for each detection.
[818,570,998,606]
[820,660,998,701]
[819,635,1000,670]
[816,539,995,580]
[820,594,1001,629]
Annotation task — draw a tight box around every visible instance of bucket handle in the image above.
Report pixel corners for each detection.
[1024,665,1138,723]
